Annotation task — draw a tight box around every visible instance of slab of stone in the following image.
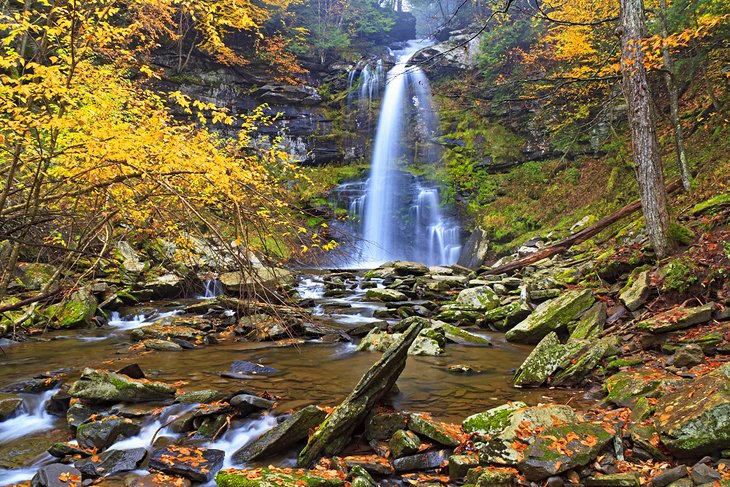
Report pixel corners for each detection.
[506,290,594,343]
[514,332,566,387]
[389,429,420,458]
[654,363,730,456]
[637,304,715,333]
[232,405,326,462]
[298,321,423,466]
[31,464,82,487]
[149,445,224,482]
[392,449,451,472]
[569,301,607,341]
[76,416,141,450]
[75,447,146,477]
[68,368,176,403]
[408,413,460,447]
[586,472,641,486]
[517,422,615,481]
[620,270,651,311]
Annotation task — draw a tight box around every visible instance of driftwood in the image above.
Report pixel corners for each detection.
[482,179,684,276]
[0,288,61,313]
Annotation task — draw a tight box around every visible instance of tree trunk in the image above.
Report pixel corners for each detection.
[619,0,673,258]
[659,0,691,192]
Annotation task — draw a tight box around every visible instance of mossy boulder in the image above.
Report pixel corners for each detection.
[481,300,531,331]
[517,422,615,481]
[365,288,407,302]
[456,286,500,311]
[462,402,528,438]
[505,290,594,343]
[11,262,57,292]
[654,363,730,456]
[435,322,492,345]
[466,467,517,486]
[389,429,420,458]
[479,405,576,466]
[76,416,141,450]
[68,368,176,403]
[569,301,606,341]
[408,413,461,447]
[348,466,376,487]
[41,289,97,329]
[514,332,566,387]
[216,467,344,486]
[637,304,715,333]
[434,307,483,326]
[552,335,620,387]
[604,370,669,408]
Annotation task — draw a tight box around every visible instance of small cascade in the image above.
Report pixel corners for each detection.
[109,403,197,450]
[108,309,182,331]
[347,59,387,108]
[200,278,224,299]
[211,414,279,468]
[0,389,58,445]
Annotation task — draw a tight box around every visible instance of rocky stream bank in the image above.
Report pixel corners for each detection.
[0,196,729,487]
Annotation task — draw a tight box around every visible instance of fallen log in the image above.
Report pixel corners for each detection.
[482,179,684,276]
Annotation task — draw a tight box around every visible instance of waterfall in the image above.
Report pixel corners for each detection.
[355,40,461,267]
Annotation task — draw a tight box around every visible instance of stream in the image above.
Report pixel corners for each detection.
[0,274,585,485]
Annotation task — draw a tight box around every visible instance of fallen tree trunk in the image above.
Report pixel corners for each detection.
[482,179,684,276]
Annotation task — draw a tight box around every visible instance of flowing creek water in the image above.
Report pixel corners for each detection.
[0,273,587,485]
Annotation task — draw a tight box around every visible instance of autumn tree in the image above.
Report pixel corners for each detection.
[619,0,672,258]
[0,0,323,316]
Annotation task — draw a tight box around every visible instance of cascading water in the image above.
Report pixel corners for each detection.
[335,40,461,267]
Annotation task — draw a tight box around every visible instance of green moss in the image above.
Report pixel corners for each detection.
[662,257,699,293]
[462,402,527,436]
[691,192,730,215]
[668,223,695,246]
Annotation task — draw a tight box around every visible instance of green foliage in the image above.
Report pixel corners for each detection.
[668,223,695,246]
[662,257,699,293]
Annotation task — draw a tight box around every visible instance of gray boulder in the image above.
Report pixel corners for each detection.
[68,368,176,403]
[654,363,730,456]
[232,405,326,462]
[506,289,594,343]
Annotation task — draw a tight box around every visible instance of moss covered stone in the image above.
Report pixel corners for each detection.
[462,402,528,438]
[691,192,730,215]
[637,304,715,333]
[514,332,566,387]
[389,429,420,458]
[654,363,730,457]
[481,300,531,331]
[41,288,97,329]
[569,301,606,340]
[619,269,651,311]
[456,286,501,311]
[518,422,615,481]
[409,413,460,447]
[552,336,620,387]
[68,367,176,403]
[435,322,492,345]
[505,289,594,343]
[603,370,669,408]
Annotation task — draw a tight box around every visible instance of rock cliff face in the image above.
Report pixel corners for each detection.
[150,12,416,166]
